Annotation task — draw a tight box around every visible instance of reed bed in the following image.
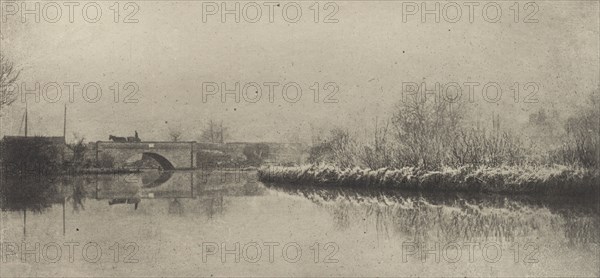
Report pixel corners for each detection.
[258,164,600,196]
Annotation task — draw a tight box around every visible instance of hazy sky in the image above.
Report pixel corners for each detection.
[1,1,598,142]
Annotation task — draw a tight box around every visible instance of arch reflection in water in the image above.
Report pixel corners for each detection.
[141,170,174,188]
[1,170,257,238]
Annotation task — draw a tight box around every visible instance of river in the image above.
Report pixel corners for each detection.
[1,170,598,276]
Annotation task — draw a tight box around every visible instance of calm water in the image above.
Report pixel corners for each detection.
[1,170,598,277]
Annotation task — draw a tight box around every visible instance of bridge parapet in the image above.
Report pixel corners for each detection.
[97,141,195,149]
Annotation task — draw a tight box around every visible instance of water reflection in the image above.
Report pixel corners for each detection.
[69,183,87,212]
[266,184,599,248]
[168,198,184,215]
[0,169,262,238]
[204,194,224,219]
[142,171,174,188]
[0,176,60,213]
[109,198,141,209]
[1,170,598,276]
[3,170,598,247]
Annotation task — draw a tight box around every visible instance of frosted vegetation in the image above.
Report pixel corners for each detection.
[259,164,598,195]
[260,92,599,195]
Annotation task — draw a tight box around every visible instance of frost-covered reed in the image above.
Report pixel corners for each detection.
[258,164,599,196]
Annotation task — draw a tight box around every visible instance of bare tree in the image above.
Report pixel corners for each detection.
[0,54,20,109]
[359,117,395,169]
[168,126,183,142]
[557,91,600,167]
[67,134,88,165]
[200,119,228,143]
[449,127,524,167]
[391,94,463,169]
[308,128,358,168]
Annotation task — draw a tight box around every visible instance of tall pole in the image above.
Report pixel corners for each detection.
[0,102,3,138]
[62,197,66,236]
[63,104,67,142]
[24,102,28,137]
[23,209,26,238]
[96,177,99,199]
[18,110,25,135]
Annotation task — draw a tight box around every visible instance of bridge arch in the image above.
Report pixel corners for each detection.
[96,141,195,169]
[143,152,175,170]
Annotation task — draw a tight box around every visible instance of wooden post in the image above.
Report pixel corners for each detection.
[24,102,28,137]
[63,104,67,141]
[62,197,66,236]
[96,177,99,199]
[23,209,26,238]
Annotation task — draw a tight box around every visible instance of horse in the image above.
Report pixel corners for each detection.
[109,135,127,142]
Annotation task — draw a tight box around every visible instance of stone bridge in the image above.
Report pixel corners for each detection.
[96,141,195,170]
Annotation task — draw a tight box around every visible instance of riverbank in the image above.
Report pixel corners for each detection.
[258,164,600,196]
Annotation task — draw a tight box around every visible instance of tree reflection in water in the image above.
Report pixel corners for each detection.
[168,198,184,215]
[206,194,224,219]
[0,177,60,213]
[68,180,88,212]
[265,184,599,248]
[0,176,61,238]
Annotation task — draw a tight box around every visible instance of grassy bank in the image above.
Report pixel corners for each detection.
[258,164,600,196]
